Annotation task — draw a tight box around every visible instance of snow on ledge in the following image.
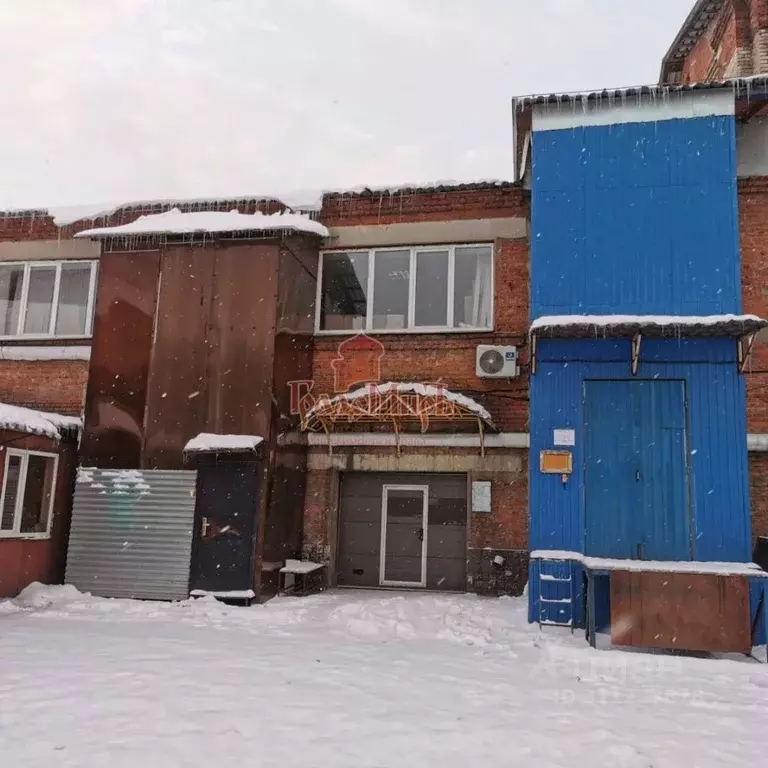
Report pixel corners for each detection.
[530,550,768,578]
[531,314,766,330]
[74,208,329,239]
[303,382,494,426]
[530,313,768,338]
[183,433,264,454]
[190,589,255,599]
[280,559,324,574]
[0,403,81,440]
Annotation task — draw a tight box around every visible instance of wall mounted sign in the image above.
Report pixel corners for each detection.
[471,481,492,513]
[540,450,573,474]
[553,428,575,447]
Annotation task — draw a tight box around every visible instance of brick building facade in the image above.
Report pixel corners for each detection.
[1,77,768,598]
[661,0,768,83]
[303,184,531,594]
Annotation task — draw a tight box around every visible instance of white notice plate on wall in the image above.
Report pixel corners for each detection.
[471,481,492,513]
[553,429,575,447]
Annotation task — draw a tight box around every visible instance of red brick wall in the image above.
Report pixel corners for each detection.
[739,177,768,432]
[740,177,768,542]
[0,213,60,241]
[0,197,285,242]
[675,0,767,82]
[320,185,527,227]
[310,236,530,433]
[0,361,88,415]
[469,452,528,550]
[0,432,78,597]
[751,454,768,540]
[680,3,739,82]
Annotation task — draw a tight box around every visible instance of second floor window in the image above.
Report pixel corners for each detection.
[0,260,98,339]
[317,244,493,333]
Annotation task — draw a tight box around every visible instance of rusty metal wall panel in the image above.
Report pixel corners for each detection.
[65,468,197,600]
[81,250,160,467]
[610,571,751,654]
[143,242,281,468]
[273,239,317,417]
[143,246,215,469]
[206,243,278,437]
[262,240,318,564]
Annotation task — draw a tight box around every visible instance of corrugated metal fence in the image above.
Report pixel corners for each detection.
[65,468,197,600]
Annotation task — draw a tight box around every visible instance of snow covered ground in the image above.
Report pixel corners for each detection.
[1,586,766,767]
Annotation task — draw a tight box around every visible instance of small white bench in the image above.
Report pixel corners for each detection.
[279,559,325,595]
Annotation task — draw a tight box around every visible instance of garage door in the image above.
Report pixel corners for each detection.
[338,473,467,591]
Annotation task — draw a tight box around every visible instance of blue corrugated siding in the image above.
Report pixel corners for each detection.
[529,338,751,563]
[531,116,740,316]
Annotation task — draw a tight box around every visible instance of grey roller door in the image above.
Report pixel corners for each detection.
[338,472,467,591]
[66,468,197,600]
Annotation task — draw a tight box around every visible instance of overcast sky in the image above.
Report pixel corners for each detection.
[0,0,694,209]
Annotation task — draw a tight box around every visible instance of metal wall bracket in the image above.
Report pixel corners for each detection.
[738,332,757,374]
[631,333,642,376]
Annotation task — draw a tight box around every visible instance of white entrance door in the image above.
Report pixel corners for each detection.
[379,485,428,587]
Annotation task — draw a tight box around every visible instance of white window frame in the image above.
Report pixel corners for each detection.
[0,449,59,540]
[379,484,428,588]
[0,260,98,340]
[314,244,494,335]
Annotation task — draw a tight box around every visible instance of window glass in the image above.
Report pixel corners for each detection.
[320,252,368,331]
[55,263,91,335]
[1,455,21,531]
[19,455,55,534]
[372,250,410,330]
[414,250,449,327]
[23,266,56,334]
[0,265,24,336]
[453,246,492,329]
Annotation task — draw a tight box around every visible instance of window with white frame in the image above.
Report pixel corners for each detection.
[0,261,98,339]
[0,450,58,538]
[317,245,493,333]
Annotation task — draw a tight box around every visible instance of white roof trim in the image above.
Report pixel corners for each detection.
[532,89,734,131]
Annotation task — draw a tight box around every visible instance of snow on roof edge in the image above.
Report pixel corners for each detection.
[530,314,768,331]
[184,433,264,454]
[6,180,517,225]
[514,75,768,109]
[0,403,82,440]
[75,209,329,239]
[530,550,768,578]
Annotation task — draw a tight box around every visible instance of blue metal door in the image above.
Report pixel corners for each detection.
[584,380,690,561]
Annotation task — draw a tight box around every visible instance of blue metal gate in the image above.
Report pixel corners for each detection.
[584,380,690,561]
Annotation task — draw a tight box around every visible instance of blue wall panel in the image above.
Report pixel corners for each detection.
[529,338,751,563]
[583,380,690,560]
[531,116,740,316]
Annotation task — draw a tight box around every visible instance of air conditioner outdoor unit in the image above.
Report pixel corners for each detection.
[476,345,518,378]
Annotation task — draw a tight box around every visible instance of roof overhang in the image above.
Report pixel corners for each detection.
[528,314,768,376]
[513,77,768,114]
[530,314,768,340]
